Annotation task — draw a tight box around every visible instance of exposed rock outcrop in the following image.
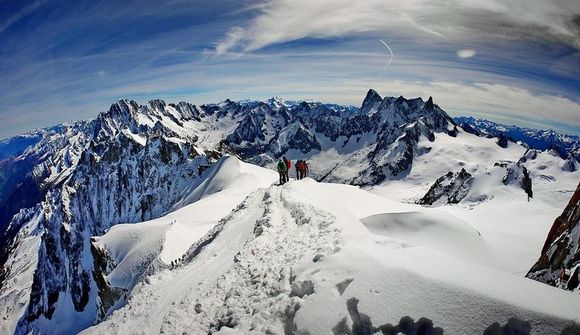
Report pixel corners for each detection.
[500,163,533,199]
[419,168,473,205]
[527,182,580,290]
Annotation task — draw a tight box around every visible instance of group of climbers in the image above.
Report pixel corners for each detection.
[277,156,309,185]
[295,160,309,180]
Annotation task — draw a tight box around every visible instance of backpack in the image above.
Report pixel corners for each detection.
[277,160,287,172]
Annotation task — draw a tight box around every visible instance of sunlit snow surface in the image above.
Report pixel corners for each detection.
[82,156,580,335]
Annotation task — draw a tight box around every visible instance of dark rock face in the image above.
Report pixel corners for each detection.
[91,240,126,320]
[226,111,267,145]
[359,89,383,115]
[447,126,459,137]
[562,155,578,172]
[520,166,533,199]
[419,168,473,205]
[501,163,533,199]
[518,149,538,164]
[527,182,580,290]
[497,134,510,148]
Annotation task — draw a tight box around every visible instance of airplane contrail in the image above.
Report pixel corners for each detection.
[378,39,394,68]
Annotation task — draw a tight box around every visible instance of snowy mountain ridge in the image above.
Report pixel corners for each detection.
[455,116,580,161]
[81,157,580,334]
[0,90,578,334]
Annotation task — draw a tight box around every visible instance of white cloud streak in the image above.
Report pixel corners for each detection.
[215,0,580,54]
[0,0,47,34]
[378,39,394,68]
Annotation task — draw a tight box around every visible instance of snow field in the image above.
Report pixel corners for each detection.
[84,157,580,334]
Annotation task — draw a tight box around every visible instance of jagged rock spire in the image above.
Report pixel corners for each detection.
[359,89,383,115]
[424,96,434,110]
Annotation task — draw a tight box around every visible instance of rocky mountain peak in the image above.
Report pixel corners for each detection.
[106,99,140,120]
[359,89,383,115]
[147,99,167,112]
[424,96,434,110]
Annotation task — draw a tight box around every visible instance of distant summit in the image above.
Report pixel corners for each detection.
[455,116,580,161]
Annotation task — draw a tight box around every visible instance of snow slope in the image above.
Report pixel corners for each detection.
[92,157,277,294]
[371,131,580,273]
[83,157,580,335]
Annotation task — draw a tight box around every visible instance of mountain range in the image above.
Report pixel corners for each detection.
[0,89,579,334]
[454,116,580,161]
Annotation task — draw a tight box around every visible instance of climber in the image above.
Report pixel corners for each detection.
[283,156,291,182]
[301,160,309,178]
[277,158,287,185]
[296,160,303,180]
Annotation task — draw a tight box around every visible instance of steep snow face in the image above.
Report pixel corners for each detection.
[82,160,580,335]
[172,155,277,208]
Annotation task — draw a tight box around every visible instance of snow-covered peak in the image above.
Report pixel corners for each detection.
[267,96,288,109]
[101,99,140,124]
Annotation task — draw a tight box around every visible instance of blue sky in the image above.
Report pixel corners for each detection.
[1,0,579,139]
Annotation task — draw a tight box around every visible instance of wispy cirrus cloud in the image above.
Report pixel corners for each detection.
[0,0,47,34]
[0,0,578,139]
[215,0,580,55]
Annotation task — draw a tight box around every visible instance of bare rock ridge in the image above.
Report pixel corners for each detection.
[419,168,473,205]
[527,182,580,290]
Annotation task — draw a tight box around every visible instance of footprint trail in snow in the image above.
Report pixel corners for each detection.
[85,185,342,334]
